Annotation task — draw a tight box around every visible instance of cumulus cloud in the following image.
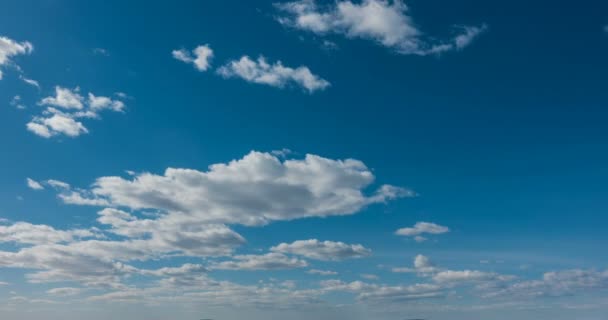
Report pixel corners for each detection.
[275,0,486,55]
[27,113,88,138]
[55,151,410,226]
[211,252,308,270]
[26,178,44,190]
[392,254,439,274]
[39,86,85,110]
[395,221,449,242]
[172,44,214,71]
[271,239,371,261]
[0,35,33,79]
[217,56,330,93]
[27,86,126,138]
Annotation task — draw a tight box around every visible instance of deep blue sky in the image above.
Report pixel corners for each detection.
[0,1,607,319]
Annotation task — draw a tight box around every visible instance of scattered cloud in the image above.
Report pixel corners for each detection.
[27,86,126,138]
[0,35,33,80]
[395,222,449,242]
[217,56,330,93]
[26,178,44,190]
[172,44,214,71]
[271,239,372,261]
[275,0,486,55]
[10,95,26,109]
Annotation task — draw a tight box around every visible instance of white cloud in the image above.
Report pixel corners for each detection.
[27,113,89,138]
[46,179,70,189]
[88,93,125,112]
[28,87,126,138]
[56,151,410,226]
[271,239,372,261]
[391,254,439,274]
[395,221,449,242]
[307,269,338,276]
[0,35,33,79]
[211,252,308,270]
[172,44,214,71]
[361,273,379,280]
[217,56,330,93]
[26,178,44,190]
[40,87,84,110]
[275,0,486,55]
[19,75,39,88]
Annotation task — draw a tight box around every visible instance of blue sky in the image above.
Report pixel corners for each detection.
[1,0,608,319]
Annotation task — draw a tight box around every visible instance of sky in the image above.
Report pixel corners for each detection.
[0,0,607,319]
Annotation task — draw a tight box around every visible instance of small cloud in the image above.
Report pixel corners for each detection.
[19,75,40,88]
[172,44,214,71]
[360,274,379,280]
[307,269,338,276]
[217,55,330,93]
[396,222,449,242]
[93,48,109,56]
[26,178,44,190]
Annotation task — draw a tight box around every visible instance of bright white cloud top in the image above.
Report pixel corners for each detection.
[275,0,486,55]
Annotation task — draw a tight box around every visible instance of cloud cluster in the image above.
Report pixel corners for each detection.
[0,35,33,79]
[271,239,371,261]
[395,221,449,242]
[275,0,486,55]
[26,86,126,138]
[0,151,405,293]
[217,56,330,93]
